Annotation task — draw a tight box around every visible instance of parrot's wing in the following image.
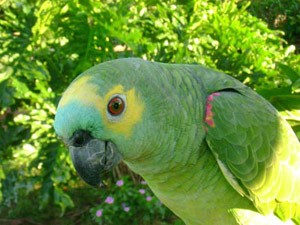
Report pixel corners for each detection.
[204,89,300,222]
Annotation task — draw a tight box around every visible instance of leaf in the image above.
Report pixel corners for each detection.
[0,66,13,83]
[292,78,300,93]
[54,187,74,216]
[269,95,300,128]
[270,94,300,111]
[0,124,31,152]
[0,166,5,180]
[0,79,15,108]
[268,94,300,140]
[256,87,291,99]
[277,62,300,83]
[0,165,4,202]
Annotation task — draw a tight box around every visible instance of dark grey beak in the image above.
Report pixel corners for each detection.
[68,130,122,187]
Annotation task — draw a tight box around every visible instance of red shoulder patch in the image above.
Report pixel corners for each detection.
[204,92,220,128]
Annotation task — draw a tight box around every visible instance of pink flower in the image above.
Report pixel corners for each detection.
[122,203,130,212]
[146,196,152,202]
[123,206,130,212]
[105,196,114,204]
[96,209,103,217]
[116,180,124,187]
[141,180,147,185]
[139,189,146,194]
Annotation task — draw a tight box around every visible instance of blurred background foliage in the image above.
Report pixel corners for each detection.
[0,0,299,224]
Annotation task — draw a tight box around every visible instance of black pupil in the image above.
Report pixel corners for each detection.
[113,102,120,110]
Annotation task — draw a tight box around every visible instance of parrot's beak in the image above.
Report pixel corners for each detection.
[67,130,122,187]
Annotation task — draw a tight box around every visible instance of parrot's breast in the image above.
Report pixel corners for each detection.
[127,143,255,225]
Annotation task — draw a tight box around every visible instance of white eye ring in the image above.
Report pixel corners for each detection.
[106,94,126,122]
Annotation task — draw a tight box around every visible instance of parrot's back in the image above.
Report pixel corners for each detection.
[187,63,300,224]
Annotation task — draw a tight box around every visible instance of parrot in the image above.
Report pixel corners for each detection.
[54,58,300,225]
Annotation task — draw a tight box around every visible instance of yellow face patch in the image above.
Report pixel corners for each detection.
[99,85,144,138]
[59,76,144,138]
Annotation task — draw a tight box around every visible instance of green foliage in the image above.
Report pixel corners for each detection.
[90,177,177,225]
[247,0,300,52]
[0,0,299,223]
[0,0,81,215]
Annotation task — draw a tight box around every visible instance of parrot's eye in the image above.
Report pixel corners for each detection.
[107,96,125,116]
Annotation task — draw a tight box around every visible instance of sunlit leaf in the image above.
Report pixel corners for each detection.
[292,78,300,93]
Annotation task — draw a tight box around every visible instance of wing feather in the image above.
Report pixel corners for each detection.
[205,89,300,222]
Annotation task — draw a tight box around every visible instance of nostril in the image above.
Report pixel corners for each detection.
[70,130,92,147]
[74,135,84,147]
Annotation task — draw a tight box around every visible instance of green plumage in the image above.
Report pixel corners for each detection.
[54,58,300,225]
[205,91,300,223]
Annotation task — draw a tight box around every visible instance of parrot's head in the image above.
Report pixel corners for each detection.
[54,58,205,187]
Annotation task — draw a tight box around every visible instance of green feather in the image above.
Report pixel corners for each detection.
[205,87,300,223]
[54,58,300,225]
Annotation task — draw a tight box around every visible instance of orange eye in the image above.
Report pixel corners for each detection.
[107,96,125,116]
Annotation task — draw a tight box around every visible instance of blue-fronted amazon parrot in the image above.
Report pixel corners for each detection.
[54,58,300,225]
